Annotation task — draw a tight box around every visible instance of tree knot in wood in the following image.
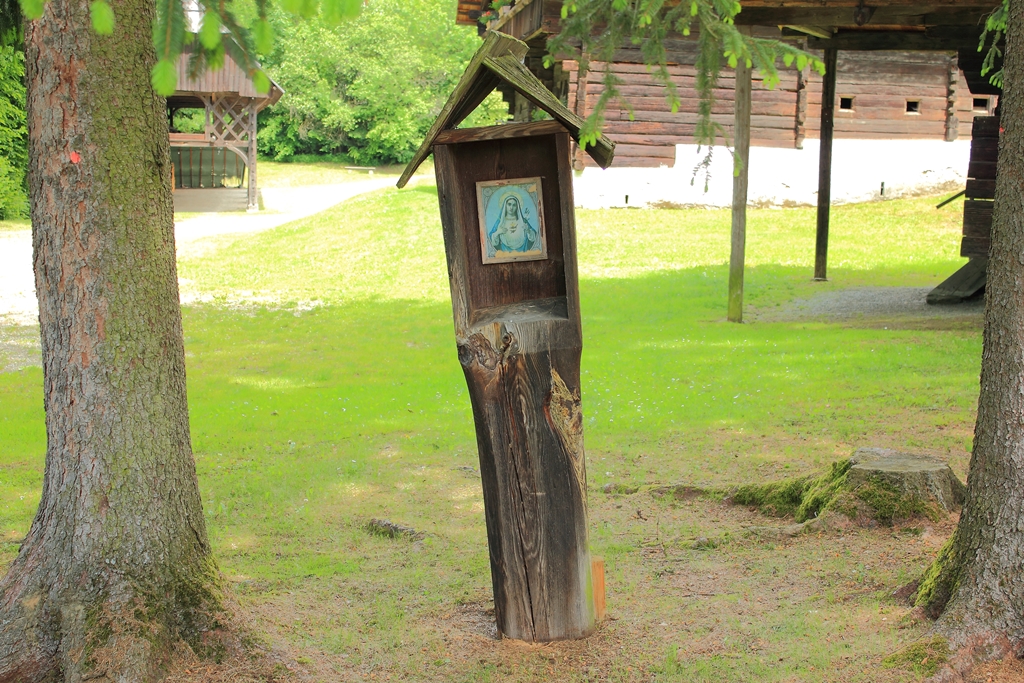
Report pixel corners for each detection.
[457,333,500,370]
[544,368,587,504]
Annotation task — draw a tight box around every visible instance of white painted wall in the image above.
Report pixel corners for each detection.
[572,139,971,209]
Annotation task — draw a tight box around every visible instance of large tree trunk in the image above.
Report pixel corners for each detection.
[916,0,1024,665]
[0,0,221,679]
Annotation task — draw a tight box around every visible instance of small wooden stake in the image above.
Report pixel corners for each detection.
[728,58,752,323]
[591,557,606,621]
[815,48,838,281]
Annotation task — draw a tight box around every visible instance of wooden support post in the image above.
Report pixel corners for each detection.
[815,48,838,281]
[729,58,752,323]
[946,53,960,142]
[795,67,808,150]
[572,59,590,171]
[247,103,258,212]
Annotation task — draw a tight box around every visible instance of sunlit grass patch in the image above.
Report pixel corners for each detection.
[0,186,981,681]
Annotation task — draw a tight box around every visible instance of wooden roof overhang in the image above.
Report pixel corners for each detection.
[166,43,284,111]
[733,0,1000,52]
[397,31,615,188]
[464,0,999,52]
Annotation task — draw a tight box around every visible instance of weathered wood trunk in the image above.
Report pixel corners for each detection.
[433,122,594,642]
[918,0,1024,660]
[0,0,220,679]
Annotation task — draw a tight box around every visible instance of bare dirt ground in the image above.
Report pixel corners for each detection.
[163,490,1024,683]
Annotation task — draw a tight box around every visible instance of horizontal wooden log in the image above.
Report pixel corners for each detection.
[606,143,677,159]
[966,178,996,199]
[963,200,994,237]
[968,160,998,180]
[961,235,991,258]
[970,137,999,163]
[973,116,1001,137]
[603,98,796,117]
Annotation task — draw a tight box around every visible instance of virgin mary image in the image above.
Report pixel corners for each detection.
[489,194,538,254]
[476,177,547,263]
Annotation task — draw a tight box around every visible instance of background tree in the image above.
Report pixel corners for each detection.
[0,42,27,219]
[256,0,507,163]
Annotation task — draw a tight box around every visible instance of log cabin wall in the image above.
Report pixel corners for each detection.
[561,47,994,168]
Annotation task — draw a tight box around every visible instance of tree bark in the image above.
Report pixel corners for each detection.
[0,0,221,679]
[916,0,1024,664]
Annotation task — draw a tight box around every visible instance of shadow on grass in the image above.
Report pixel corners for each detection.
[0,263,980,568]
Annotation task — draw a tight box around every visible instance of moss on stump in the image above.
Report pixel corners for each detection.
[732,448,965,527]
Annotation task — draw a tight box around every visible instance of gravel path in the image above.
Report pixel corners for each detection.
[752,286,984,324]
[0,177,397,327]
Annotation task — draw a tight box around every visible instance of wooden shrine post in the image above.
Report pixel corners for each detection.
[815,48,838,281]
[398,32,615,642]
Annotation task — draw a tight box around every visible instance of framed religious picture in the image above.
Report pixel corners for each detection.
[476,177,547,264]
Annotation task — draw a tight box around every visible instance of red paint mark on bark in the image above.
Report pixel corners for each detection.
[70,151,80,164]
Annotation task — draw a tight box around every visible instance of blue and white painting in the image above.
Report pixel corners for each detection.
[476,177,547,264]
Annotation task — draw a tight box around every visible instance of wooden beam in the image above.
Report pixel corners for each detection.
[736,7,989,27]
[729,58,752,323]
[807,30,983,51]
[815,48,838,282]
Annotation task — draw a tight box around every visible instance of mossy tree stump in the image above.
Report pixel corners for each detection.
[848,448,966,513]
[733,448,965,527]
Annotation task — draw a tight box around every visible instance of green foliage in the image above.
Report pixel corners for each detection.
[256,0,508,164]
[0,44,26,219]
[89,0,114,34]
[979,0,1008,87]
[548,0,824,185]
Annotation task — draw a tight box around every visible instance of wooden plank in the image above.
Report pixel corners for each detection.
[434,120,566,145]
[961,235,991,258]
[963,200,994,237]
[966,178,996,199]
[926,257,987,304]
[970,137,999,163]
[973,116,1001,137]
[591,557,606,621]
[816,48,837,281]
[808,31,983,51]
[968,160,998,180]
[729,59,751,323]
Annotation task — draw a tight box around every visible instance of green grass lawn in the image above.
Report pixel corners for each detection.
[0,187,980,681]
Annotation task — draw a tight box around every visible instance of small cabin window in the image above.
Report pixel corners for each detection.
[906,100,921,114]
[839,97,854,111]
[974,97,991,112]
